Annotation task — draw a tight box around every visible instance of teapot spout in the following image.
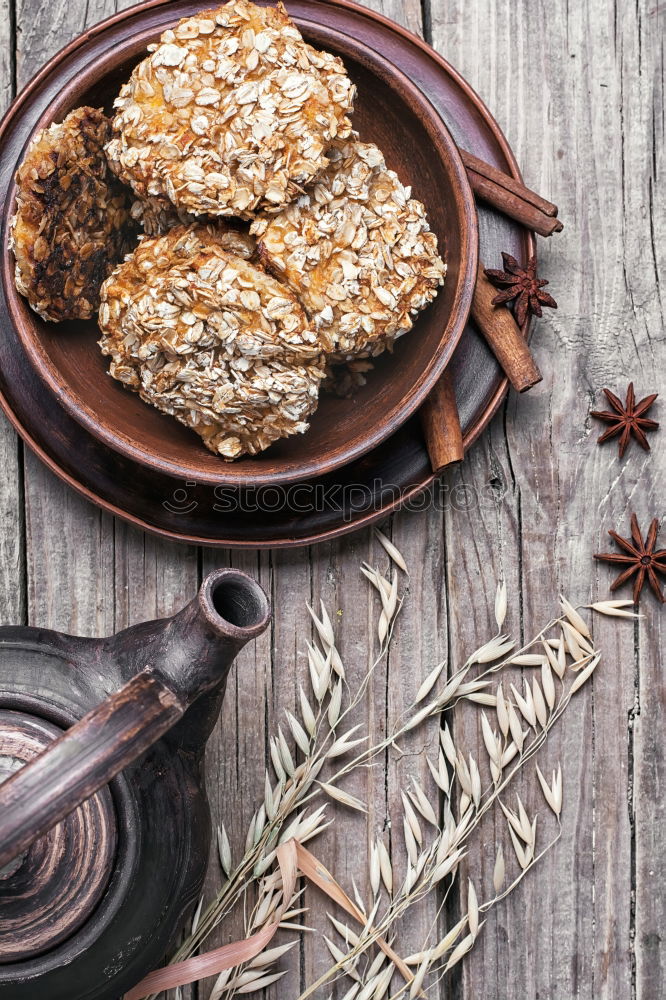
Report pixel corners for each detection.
[149,569,271,705]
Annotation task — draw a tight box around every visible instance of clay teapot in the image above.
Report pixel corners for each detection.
[0,568,270,1000]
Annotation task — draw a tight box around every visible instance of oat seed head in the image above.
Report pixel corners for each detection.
[374,528,408,573]
[493,845,505,893]
[589,599,640,618]
[494,580,507,631]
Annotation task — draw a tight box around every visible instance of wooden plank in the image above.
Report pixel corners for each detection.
[437,429,526,1000]
[2,5,663,1000]
[15,0,179,637]
[23,458,115,635]
[111,521,199,633]
[113,524,200,1000]
[619,4,665,998]
[635,609,665,1000]
[296,5,444,996]
[431,3,663,1000]
[0,423,24,625]
[0,0,13,114]
[433,0,597,988]
[198,547,275,998]
[0,0,26,629]
[382,508,451,969]
[14,0,136,81]
[301,533,392,995]
[365,0,423,38]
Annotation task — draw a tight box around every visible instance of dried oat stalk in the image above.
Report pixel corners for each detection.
[150,541,632,1000]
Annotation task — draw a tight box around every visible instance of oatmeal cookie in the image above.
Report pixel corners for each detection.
[106,0,355,219]
[98,224,327,458]
[251,138,446,359]
[11,106,135,322]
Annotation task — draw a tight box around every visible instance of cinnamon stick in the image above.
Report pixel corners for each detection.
[460,149,559,215]
[460,149,563,238]
[472,263,542,393]
[420,368,464,473]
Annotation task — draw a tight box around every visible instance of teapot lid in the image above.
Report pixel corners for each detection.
[0,709,117,962]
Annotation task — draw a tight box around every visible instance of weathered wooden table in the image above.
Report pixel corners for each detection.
[1,1,663,998]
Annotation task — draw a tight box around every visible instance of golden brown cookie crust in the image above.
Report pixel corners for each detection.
[251,138,446,360]
[99,224,327,459]
[11,106,135,322]
[105,0,355,219]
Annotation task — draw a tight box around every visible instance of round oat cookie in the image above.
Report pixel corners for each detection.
[11,107,135,322]
[251,138,447,360]
[98,224,327,459]
[106,0,355,220]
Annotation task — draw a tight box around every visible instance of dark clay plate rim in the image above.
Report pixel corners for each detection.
[1,6,478,488]
[0,0,534,548]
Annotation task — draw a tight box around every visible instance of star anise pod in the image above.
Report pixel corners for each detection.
[590,383,659,458]
[595,513,666,603]
[484,253,558,327]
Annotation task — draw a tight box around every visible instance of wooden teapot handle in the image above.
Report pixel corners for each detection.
[0,569,270,871]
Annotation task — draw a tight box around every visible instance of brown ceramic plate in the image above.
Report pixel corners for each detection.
[0,0,534,547]
[1,3,478,488]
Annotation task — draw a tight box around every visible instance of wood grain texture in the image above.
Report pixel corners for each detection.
[0,0,24,629]
[1,4,664,1000]
[0,1,13,115]
[430,4,665,1000]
